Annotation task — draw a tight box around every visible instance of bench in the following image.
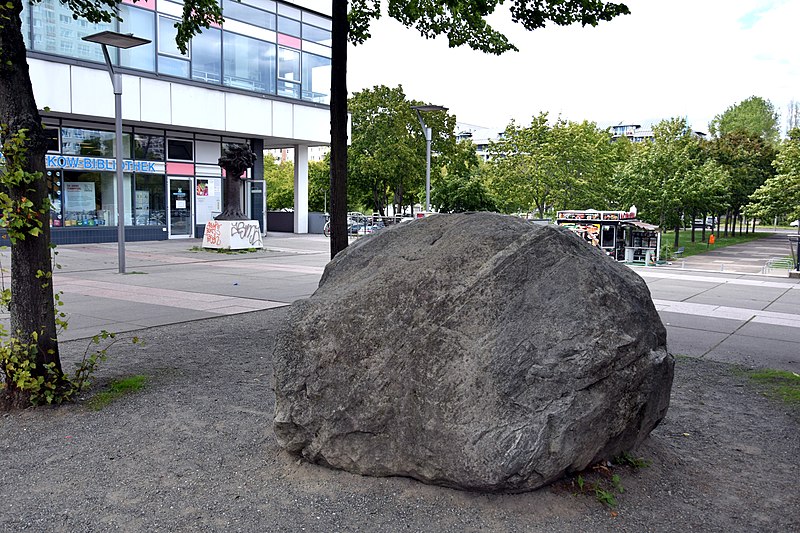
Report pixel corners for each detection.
[673,246,685,258]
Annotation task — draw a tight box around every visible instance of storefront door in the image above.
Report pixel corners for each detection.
[168,177,193,238]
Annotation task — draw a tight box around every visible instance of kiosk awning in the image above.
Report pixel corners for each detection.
[625,220,659,231]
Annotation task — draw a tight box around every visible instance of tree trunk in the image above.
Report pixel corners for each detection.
[701,211,707,242]
[216,176,246,220]
[690,210,696,243]
[724,208,730,237]
[674,223,680,248]
[0,0,61,373]
[329,0,348,259]
[752,218,757,233]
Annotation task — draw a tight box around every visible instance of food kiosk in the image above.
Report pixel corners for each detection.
[556,210,661,263]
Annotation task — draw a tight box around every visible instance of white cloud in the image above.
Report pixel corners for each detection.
[347,0,800,134]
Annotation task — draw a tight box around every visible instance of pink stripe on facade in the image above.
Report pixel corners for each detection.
[122,0,155,10]
[166,162,195,175]
[277,34,301,49]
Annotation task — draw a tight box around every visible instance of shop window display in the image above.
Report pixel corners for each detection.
[134,175,167,225]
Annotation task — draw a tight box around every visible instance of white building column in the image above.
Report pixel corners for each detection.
[293,144,309,234]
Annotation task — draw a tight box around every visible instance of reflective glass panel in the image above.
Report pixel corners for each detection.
[134,134,166,161]
[302,24,331,46]
[61,128,132,158]
[223,33,275,94]
[191,27,221,84]
[158,15,187,57]
[301,52,330,104]
[277,47,299,81]
[120,6,156,71]
[158,55,190,78]
[134,175,166,225]
[30,0,113,63]
[277,15,300,37]
[222,0,276,30]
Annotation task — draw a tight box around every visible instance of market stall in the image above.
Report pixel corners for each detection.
[556,210,661,263]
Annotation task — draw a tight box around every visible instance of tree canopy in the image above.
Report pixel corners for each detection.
[708,96,781,145]
[329,0,632,257]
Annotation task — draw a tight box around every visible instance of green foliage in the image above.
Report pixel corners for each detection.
[348,85,457,215]
[709,96,781,145]
[87,374,147,411]
[264,157,295,211]
[486,113,615,216]
[746,131,800,222]
[568,462,629,509]
[0,127,46,244]
[349,1,630,54]
[613,451,651,469]
[1,320,142,407]
[309,157,331,212]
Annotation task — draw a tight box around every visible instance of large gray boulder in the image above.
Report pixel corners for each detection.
[273,212,673,492]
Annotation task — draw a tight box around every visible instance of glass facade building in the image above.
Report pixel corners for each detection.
[17,1,331,243]
[21,0,331,104]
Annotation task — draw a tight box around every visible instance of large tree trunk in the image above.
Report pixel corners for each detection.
[690,210,696,243]
[0,0,61,373]
[329,0,348,259]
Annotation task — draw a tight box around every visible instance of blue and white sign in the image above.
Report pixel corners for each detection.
[45,155,166,174]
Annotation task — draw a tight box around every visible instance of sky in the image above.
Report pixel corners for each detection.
[344,0,800,135]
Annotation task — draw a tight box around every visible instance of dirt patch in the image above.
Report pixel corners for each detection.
[1,309,797,532]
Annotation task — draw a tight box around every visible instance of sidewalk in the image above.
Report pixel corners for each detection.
[0,233,332,341]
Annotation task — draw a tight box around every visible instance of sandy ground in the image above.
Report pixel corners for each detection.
[1,308,798,532]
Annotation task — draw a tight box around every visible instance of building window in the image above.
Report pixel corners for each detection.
[223,32,275,94]
[301,52,330,104]
[135,134,166,161]
[277,16,300,37]
[222,0,276,30]
[277,46,300,98]
[61,128,132,159]
[62,171,121,227]
[158,15,189,77]
[134,174,166,225]
[167,139,193,161]
[302,23,331,46]
[191,27,221,84]
[120,6,155,71]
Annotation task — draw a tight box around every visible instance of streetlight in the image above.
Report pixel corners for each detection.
[82,31,151,274]
[411,104,448,213]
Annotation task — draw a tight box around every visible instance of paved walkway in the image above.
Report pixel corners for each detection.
[1,230,798,372]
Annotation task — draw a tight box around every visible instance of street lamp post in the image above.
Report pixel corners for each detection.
[82,31,151,274]
[411,104,448,213]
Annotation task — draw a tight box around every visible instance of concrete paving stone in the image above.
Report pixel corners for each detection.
[685,295,776,311]
[60,322,146,342]
[665,326,729,357]
[707,335,800,373]
[736,321,800,342]
[763,302,800,314]
[659,311,744,334]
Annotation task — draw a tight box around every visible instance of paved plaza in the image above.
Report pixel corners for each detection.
[1,229,798,372]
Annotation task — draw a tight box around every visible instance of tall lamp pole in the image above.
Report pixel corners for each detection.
[82,31,151,274]
[411,104,448,213]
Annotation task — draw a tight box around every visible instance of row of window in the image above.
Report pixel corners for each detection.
[22,1,332,104]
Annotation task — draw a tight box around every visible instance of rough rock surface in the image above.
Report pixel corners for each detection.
[273,212,673,492]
